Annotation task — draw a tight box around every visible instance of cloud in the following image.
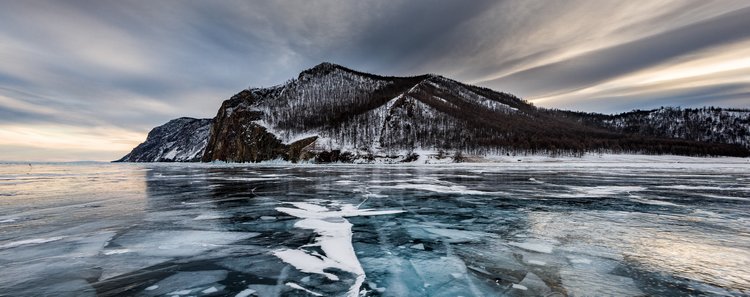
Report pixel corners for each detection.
[0,0,748,160]
[481,6,750,100]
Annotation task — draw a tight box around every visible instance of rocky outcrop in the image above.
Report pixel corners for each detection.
[116,117,212,162]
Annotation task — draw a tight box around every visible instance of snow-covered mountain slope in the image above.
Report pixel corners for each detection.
[118,63,750,163]
[116,117,212,162]
[604,107,750,149]
[201,62,544,162]
[554,107,750,149]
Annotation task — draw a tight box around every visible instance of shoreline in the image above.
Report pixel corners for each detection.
[3,153,749,166]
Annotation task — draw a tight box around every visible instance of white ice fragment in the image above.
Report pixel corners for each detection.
[300,276,310,283]
[363,193,387,198]
[0,236,65,249]
[369,282,386,293]
[286,282,322,296]
[202,286,218,294]
[0,218,16,224]
[373,183,494,195]
[512,283,528,290]
[260,216,276,220]
[451,273,463,279]
[235,288,257,297]
[193,214,229,220]
[103,249,130,255]
[417,227,487,243]
[273,201,404,297]
[410,243,425,250]
[564,186,646,197]
[568,256,592,264]
[145,285,159,291]
[274,249,340,281]
[509,241,554,254]
[167,289,192,295]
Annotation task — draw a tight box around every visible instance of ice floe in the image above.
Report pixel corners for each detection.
[563,185,646,197]
[286,282,323,296]
[273,201,404,297]
[234,287,257,297]
[508,240,554,254]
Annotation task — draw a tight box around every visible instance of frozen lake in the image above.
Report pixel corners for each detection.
[1,160,749,296]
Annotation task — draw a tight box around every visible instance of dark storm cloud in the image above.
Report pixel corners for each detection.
[0,0,749,160]
[482,6,750,99]
[326,0,498,74]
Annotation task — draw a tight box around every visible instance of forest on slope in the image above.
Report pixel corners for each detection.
[118,63,750,162]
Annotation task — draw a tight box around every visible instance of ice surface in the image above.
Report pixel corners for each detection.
[373,183,495,195]
[2,162,749,296]
[0,236,65,249]
[143,270,228,296]
[109,230,258,258]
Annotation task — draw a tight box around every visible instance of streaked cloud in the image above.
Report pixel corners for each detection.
[0,0,748,161]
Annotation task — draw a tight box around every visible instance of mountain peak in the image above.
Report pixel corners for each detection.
[300,62,345,76]
[312,62,341,69]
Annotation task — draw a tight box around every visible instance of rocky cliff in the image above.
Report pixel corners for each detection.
[116,117,212,162]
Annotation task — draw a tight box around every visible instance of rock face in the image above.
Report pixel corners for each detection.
[117,62,750,162]
[116,117,212,162]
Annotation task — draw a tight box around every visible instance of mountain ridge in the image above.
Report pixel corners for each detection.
[117,62,750,162]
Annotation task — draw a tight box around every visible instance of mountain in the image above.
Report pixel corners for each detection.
[552,107,750,149]
[117,63,750,163]
[116,117,212,162]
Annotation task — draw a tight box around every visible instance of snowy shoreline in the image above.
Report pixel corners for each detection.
[3,153,749,166]
[172,153,750,165]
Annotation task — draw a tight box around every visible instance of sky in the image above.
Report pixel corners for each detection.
[1,0,749,161]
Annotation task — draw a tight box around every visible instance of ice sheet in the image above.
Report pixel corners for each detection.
[2,162,749,296]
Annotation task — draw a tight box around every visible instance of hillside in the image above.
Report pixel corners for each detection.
[553,107,750,149]
[117,63,750,163]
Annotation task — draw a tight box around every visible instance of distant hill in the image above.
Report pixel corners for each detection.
[116,63,750,162]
